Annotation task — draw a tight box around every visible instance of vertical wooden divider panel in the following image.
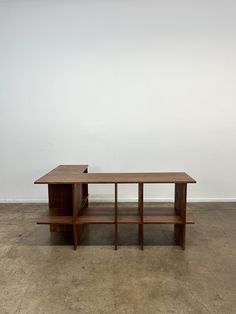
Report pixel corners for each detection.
[138,183,144,250]
[48,184,73,232]
[82,167,89,208]
[114,183,118,250]
[72,184,83,250]
[174,183,187,250]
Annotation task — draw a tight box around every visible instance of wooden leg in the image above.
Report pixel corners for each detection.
[138,225,141,245]
[73,224,78,250]
[77,225,83,245]
[174,224,186,250]
[114,184,118,250]
[138,183,144,250]
[174,224,180,243]
[139,224,144,250]
[72,184,81,251]
[115,224,118,250]
[82,183,89,208]
[174,183,187,250]
[82,168,89,208]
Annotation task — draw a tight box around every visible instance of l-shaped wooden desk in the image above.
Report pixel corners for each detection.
[35,165,196,250]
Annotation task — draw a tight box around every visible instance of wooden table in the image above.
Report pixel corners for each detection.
[35,165,196,250]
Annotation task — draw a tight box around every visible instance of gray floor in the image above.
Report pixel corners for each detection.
[0,202,236,314]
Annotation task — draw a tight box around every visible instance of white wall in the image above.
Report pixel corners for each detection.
[0,0,236,202]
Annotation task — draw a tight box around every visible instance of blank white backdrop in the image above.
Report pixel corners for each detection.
[0,0,236,202]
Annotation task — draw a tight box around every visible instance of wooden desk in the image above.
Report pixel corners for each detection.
[35,165,196,250]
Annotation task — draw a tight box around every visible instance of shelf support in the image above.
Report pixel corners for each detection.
[138,183,144,250]
[72,184,83,250]
[114,183,118,250]
[174,183,187,250]
[82,167,89,208]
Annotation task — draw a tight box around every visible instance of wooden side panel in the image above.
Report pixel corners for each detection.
[48,183,84,239]
[174,183,187,249]
[138,183,144,250]
[73,184,83,217]
[114,184,118,250]
[82,168,89,208]
[72,184,83,248]
[48,184,72,232]
[49,184,73,211]
[82,183,89,208]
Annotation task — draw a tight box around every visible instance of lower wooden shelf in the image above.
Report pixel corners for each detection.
[143,207,194,224]
[144,215,185,224]
[37,205,194,226]
[77,215,114,224]
[78,206,194,224]
[117,216,141,224]
[37,215,73,225]
[37,208,73,225]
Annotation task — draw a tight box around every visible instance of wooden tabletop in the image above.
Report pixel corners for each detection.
[34,165,88,184]
[35,165,196,184]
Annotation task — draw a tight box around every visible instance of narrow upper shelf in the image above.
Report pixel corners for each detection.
[35,165,196,184]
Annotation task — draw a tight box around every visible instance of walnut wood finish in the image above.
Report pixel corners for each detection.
[35,165,88,184]
[35,165,196,250]
[174,183,187,249]
[48,184,73,232]
[115,184,118,250]
[37,207,194,225]
[72,184,79,250]
[35,171,195,184]
[138,183,144,250]
[37,166,88,248]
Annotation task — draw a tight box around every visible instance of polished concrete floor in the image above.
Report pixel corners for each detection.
[0,202,236,314]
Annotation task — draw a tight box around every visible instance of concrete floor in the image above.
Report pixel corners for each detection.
[0,202,236,314]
